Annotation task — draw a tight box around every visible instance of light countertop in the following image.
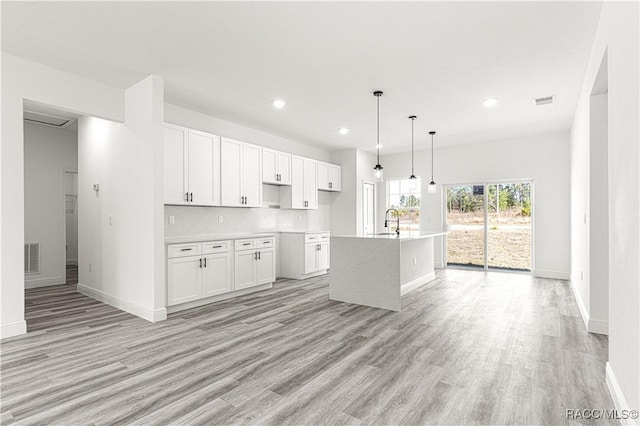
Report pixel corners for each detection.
[332,232,447,241]
[165,232,277,245]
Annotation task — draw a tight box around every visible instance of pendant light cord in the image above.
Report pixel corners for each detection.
[430,132,435,182]
[376,94,380,164]
[411,117,415,176]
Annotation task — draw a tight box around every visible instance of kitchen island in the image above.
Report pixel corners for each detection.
[329,232,446,311]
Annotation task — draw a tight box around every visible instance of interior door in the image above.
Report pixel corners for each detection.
[363,182,375,235]
[446,184,485,268]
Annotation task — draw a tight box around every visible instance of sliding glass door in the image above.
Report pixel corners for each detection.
[446,182,532,272]
[445,185,485,268]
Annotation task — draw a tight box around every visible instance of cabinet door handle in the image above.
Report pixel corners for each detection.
[329,182,332,188]
[254,251,258,260]
[180,248,192,252]
[190,192,193,202]
[258,251,261,260]
[243,242,251,246]
[199,258,202,268]
[204,258,207,268]
[185,192,189,201]
[212,245,222,249]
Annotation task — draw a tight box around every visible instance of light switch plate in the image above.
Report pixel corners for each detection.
[169,215,175,224]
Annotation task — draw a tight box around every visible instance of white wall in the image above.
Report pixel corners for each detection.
[23,122,78,288]
[378,131,571,278]
[1,53,124,338]
[165,103,330,162]
[330,149,377,236]
[78,75,166,323]
[570,1,639,415]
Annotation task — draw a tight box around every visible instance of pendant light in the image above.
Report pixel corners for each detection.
[372,91,384,183]
[428,131,437,194]
[408,116,417,180]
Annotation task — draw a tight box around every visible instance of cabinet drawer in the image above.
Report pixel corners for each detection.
[235,239,255,250]
[304,234,319,243]
[256,237,275,248]
[168,243,201,258]
[318,233,330,241]
[202,240,230,254]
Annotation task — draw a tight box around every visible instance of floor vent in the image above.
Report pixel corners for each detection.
[24,242,40,275]
[534,95,555,106]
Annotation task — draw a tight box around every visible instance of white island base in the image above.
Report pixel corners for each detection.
[329,233,444,311]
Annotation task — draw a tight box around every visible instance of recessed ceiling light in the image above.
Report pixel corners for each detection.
[339,128,349,135]
[483,98,499,107]
[272,99,286,109]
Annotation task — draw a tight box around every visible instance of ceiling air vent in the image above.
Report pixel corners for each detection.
[23,110,74,128]
[534,95,555,106]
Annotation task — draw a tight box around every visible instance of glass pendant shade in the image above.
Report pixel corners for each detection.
[428,181,437,194]
[373,164,384,182]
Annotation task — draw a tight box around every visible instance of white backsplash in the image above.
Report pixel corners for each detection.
[165,189,332,237]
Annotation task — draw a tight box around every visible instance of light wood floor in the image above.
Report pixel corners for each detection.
[1,270,614,425]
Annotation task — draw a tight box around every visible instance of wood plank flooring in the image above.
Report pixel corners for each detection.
[1,269,614,425]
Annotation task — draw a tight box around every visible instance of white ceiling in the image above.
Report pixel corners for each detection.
[2,1,602,154]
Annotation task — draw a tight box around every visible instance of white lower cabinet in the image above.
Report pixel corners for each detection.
[280,232,330,279]
[167,236,275,310]
[202,253,232,297]
[235,237,275,290]
[167,256,202,306]
[167,241,231,306]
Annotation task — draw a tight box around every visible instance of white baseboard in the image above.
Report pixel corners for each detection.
[434,261,445,269]
[167,283,273,314]
[77,283,167,323]
[25,276,65,289]
[570,280,609,335]
[588,318,608,335]
[606,362,638,426]
[571,279,590,330]
[1,320,27,339]
[401,271,436,296]
[534,269,570,280]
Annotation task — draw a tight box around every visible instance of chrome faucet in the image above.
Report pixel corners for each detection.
[384,208,400,235]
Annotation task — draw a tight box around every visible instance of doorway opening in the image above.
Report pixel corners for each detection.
[65,171,79,285]
[445,181,533,272]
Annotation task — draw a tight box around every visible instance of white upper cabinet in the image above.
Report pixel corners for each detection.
[220,137,262,207]
[262,148,291,185]
[317,161,341,192]
[164,124,220,206]
[164,124,188,205]
[281,155,317,209]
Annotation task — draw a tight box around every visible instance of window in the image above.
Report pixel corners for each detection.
[387,178,421,235]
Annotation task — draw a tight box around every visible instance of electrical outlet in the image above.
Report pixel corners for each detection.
[89,263,93,272]
[169,215,175,225]
[413,257,417,266]
[298,215,302,223]
[108,215,113,226]
[218,215,224,224]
